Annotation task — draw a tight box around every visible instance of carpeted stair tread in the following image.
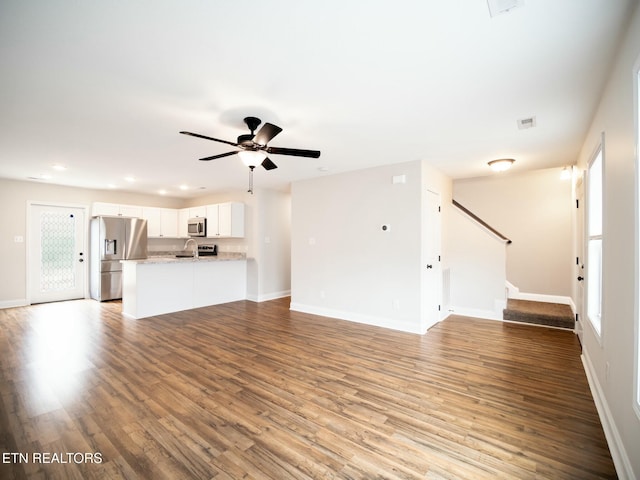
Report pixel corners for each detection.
[503,299,574,329]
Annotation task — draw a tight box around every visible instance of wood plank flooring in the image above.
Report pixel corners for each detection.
[0,298,616,479]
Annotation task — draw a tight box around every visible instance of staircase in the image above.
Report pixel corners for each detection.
[503,299,575,330]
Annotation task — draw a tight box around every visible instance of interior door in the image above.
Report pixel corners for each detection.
[423,189,442,330]
[29,203,87,304]
[575,173,585,341]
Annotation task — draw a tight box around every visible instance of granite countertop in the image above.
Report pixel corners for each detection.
[122,252,247,264]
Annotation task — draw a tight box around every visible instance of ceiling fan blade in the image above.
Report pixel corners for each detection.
[199,151,238,161]
[253,123,282,146]
[266,146,321,158]
[180,131,239,147]
[261,158,278,170]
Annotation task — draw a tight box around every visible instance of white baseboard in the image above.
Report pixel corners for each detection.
[246,290,291,303]
[0,299,28,309]
[506,281,576,312]
[289,302,423,334]
[581,351,635,480]
[448,306,502,321]
[449,298,506,322]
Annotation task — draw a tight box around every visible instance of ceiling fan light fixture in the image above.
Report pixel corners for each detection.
[238,150,266,168]
[488,158,515,172]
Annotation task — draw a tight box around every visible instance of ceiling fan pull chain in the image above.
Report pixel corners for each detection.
[248,165,255,194]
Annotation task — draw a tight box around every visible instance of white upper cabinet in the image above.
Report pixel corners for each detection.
[161,209,179,237]
[92,202,143,218]
[189,206,207,218]
[93,202,242,238]
[143,207,179,238]
[178,208,190,238]
[206,202,244,238]
[206,204,219,238]
[143,207,162,236]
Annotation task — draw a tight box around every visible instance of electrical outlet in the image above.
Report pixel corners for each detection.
[14,235,24,243]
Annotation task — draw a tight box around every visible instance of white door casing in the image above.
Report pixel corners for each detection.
[423,189,441,331]
[575,173,585,341]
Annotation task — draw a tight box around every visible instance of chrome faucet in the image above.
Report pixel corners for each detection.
[184,238,198,258]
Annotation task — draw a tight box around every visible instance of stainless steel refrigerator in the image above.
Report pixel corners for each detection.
[90,216,148,301]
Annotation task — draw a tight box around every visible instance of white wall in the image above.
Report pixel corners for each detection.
[0,179,291,307]
[291,160,450,334]
[0,178,186,307]
[447,206,507,320]
[248,189,291,301]
[575,3,640,478]
[183,188,291,302]
[453,167,573,299]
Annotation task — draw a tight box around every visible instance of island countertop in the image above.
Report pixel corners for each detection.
[121,252,246,264]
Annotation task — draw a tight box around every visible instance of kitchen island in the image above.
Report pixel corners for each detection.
[121,253,247,319]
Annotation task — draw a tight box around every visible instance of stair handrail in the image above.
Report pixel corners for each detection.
[452,199,512,244]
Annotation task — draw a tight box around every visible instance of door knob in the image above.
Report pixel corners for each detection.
[426,264,433,269]
[79,258,84,263]
[577,276,584,281]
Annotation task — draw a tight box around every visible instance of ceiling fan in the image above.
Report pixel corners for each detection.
[180,117,321,193]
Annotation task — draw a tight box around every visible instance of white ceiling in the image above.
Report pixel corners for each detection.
[0,0,635,198]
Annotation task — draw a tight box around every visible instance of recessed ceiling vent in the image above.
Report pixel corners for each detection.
[487,0,524,18]
[517,116,536,130]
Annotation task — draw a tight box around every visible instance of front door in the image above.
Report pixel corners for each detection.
[29,203,87,304]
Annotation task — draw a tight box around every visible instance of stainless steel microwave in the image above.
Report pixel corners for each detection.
[188,217,206,237]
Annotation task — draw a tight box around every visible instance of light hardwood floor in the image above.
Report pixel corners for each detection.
[0,298,615,479]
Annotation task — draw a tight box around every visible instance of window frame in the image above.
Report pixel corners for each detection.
[586,137,604,341]
[634,62,640,420]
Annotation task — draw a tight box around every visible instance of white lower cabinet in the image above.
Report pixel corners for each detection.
[121,259,247,320]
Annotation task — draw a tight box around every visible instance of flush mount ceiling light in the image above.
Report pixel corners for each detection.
[487,0,524,17]
[488,158,515,172]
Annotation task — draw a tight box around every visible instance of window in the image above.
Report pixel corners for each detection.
[587,143,603,337]
[635,68,640,416]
